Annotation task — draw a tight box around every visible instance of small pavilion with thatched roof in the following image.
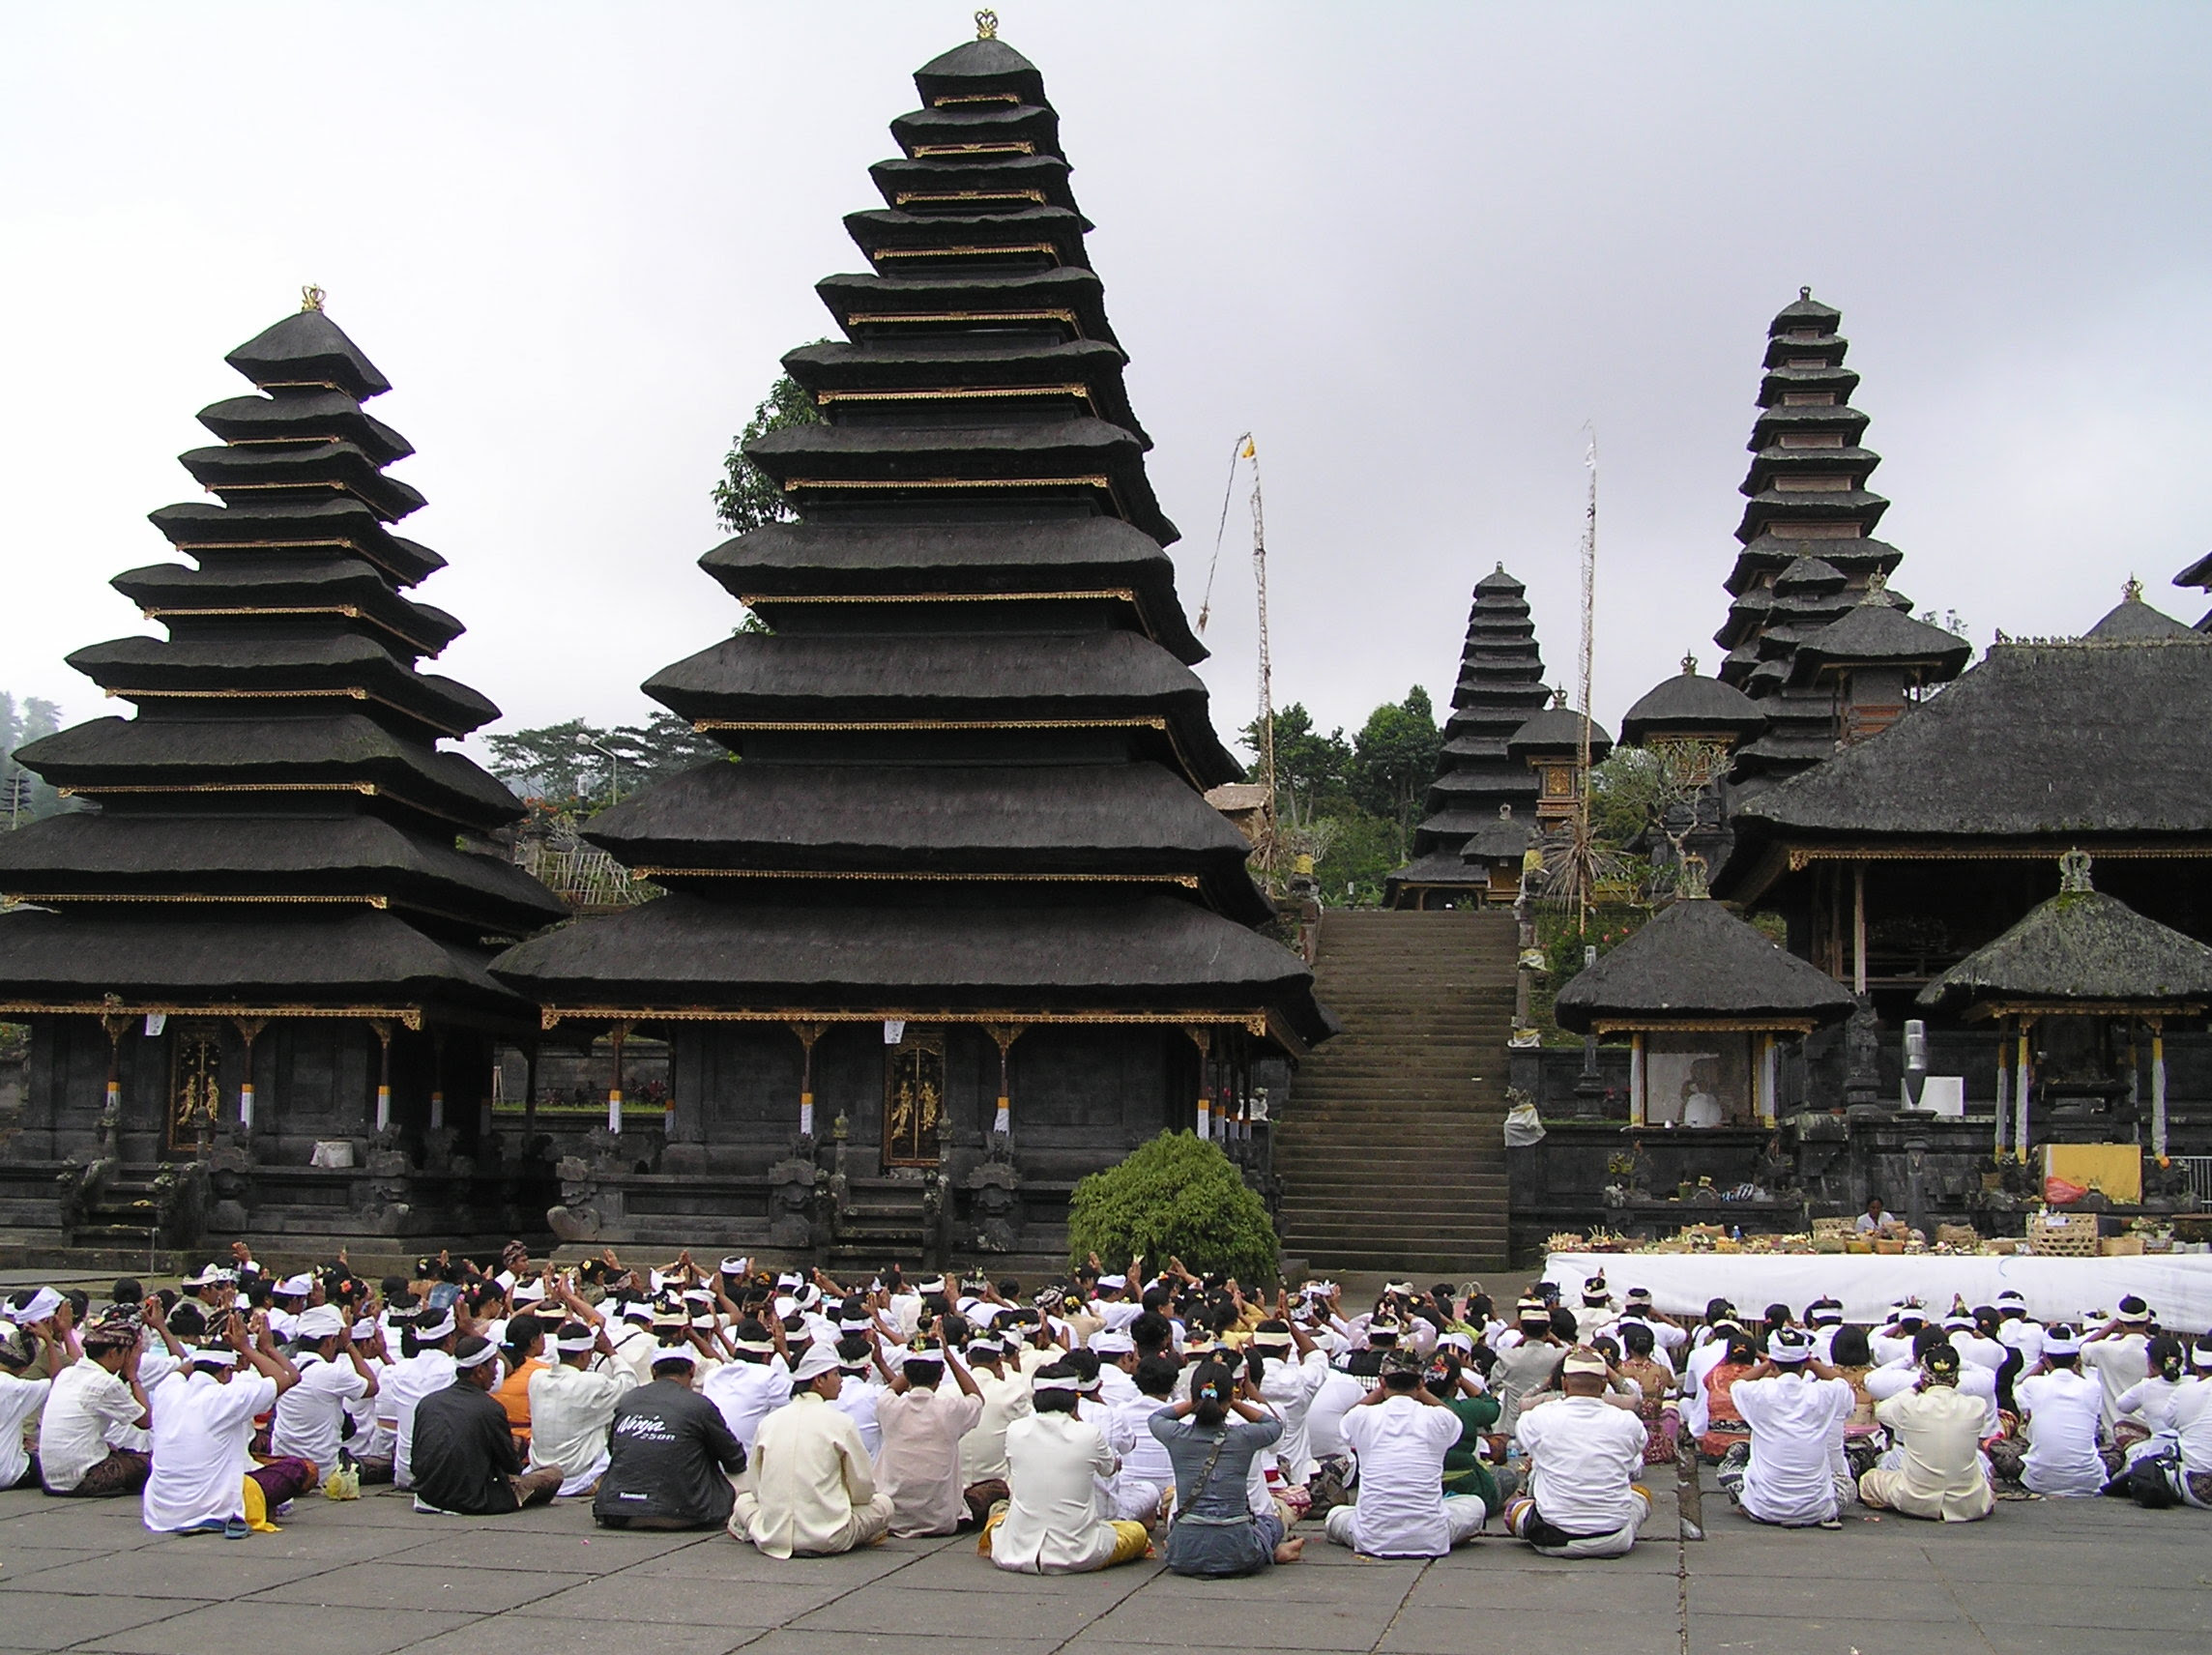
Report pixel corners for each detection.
[1918,850,2212,1160]
[1555,891,1857,1128]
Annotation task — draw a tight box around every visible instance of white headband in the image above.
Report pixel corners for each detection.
[454,1342,501,1370]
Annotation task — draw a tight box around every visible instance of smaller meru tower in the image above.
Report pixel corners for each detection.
[0,298,564,1244]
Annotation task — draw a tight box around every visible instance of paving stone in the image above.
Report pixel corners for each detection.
[721,1634,1059,1655]
[378,1525,717,1573]
[1946,1581,2212,1633]
[1078,1594,1401,1650]
[400,1618,764,1655]
[1381,1606,1683,1655]
[246,1561,583,1614]
[1686,1614,1996,1654]
[518,1575,864,1626]
[0,1595,202,1651]
[75,1601,477,1655]
[3,1546,339,1601]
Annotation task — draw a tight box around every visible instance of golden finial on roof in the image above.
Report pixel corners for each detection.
[1680,653,1699,676]
[2124,574,2144,601]
[300,284,326,313]
[975,9,998,38]
[1551,685,1567,709]
[2059,848,2093,894]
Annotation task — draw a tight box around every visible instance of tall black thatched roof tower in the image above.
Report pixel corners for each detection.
[491,27,1327,1215]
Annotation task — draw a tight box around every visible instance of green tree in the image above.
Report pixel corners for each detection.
[1237,702,1353,824]
[484,711,730,810]
[1066,1132,1279,1283]
[712,359,827,535]
[1351,685,1441,852]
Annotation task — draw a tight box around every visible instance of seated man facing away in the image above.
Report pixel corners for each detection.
[1856,1343,1994,1524]
[143,1313,304,1536]
[1504,1347,1652,1557]
[1324,1349,1485,1557]
[592,1340,745,1529]
[732,1341,893,1556]
[408,1336,563,1515]
[1717,1327,1855,1529]
[527,1320,631,1497]
[986,1362,1151,1573]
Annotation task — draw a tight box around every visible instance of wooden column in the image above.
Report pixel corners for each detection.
[1185,1027,1213,1140]
[791,1022,825,1137]
[1757,1032,1779,1127]
[428,1032,447,1130]
[1851,863,1868,997]
[2015,1019,2033,1161]
[100,1011,129,1122]
[985,1024,1023,1137]
[2151,1015,2168,1159]
[1628,1031,1645,1127]
[368,1018,394,1131]
[233,1017,265,1131]
[606,1021,634,1134]
[1993,1019,2011,1158]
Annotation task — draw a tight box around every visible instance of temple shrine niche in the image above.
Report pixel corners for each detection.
[0,300,566,1245]
[489,28,1331,1260]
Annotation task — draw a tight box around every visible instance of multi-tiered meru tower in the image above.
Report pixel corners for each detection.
[1385,567,1554,908]
[1712,292,1966,795]
[0,301,564,1244]
[492,29,1330,1255]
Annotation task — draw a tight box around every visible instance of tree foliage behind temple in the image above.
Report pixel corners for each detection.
[484,711,728,811]
[1066,1131,1280,1284]
[1239,687,1440,904]
[712,365,826,536]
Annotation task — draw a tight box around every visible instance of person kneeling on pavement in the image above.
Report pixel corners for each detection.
[1503,1346,1652,1558]
[408,1336,563,1515]
[732,1340,893,1557]
[1856,1342,1994,1523]
[593,1341,745,1529]
[1324,1349,1485,1557]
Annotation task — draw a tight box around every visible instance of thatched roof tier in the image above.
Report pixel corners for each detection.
[1552,897,1858,1034]
[110,557,464,659]
[1621,663,1766,745]
[0,908,523,1020]
[867,154,1080,217]
[782,336,1140,442]
[196,389,413,465]
[2084,592,2199,642]
[151,500,444,589]
[224,308,392,401]
[1787,601,1972,683]
[1917,863,2212,1017]
[16,713,522,834]
[65,634,499,740]
[0,814,566,939]
[493,892,1334,1049]
[701,517,1200,664]
[580,760,1272,924]
[1508,706,1614,761]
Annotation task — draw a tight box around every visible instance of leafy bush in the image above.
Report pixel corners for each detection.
[1066,1132,1279,1284]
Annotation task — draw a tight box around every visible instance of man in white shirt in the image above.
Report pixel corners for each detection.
[271,1305,375,1478]
[1854,1196,1898,1234]
[956,1335,1033,1521]
[1103,1355,1179,1524]
[1251,1319,1330,1491]
[1505,1348,1651,1557]
[732,1342,893,1557]
[528,1320,633,1496]
[2081,1300,2154,1432]
[379,1307,461,1491]
[1324,1351,1484,1556]
[701,1319,792,1457]
[1994,1292,2045,1372]
[987,1364,1150,1573]
[1719,1328,1854,1528]
[0,1321,55,1491]
[1858,1344,1994,1524]
[142,1318,298,1534]
[40,1309,152,1495]
[1865,1327,1999,1438]
[829,1336,886,1458]
[2006,1328,2111,1496]
[2161,1338,2212,1508]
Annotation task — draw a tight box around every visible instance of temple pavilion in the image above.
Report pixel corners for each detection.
[0,301,564,1244]
[490,28,1331,1256]
[1385,566,1555,908]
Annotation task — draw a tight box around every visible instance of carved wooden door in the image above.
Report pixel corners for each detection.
[883,1032,946,1168]
[166,1025,222,1154]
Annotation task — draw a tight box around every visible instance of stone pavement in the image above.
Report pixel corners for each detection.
[0,1473,2207,1655]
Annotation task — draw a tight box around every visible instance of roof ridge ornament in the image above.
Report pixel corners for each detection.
[300,284,326,313]
[1676,853,1710,900]
[2059,848,2093,894]
[1856,567,1891,607]
[1799,285,1812,301]
[1681,653,1699,676]
[2124,574,2144,602]
[975,8,999,38]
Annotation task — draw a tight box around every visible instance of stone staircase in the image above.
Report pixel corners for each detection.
[1274,910,1516,1275]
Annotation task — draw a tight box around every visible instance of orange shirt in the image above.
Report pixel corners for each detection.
[494,1357,545,1442]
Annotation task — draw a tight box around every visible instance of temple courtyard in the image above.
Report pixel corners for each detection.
[0,1477,2202,1655]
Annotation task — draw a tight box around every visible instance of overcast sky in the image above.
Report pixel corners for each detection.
[5,3,2209,765]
